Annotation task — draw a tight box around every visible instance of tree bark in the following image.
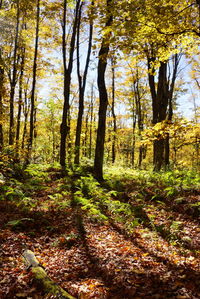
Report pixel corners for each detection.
[0,1,3,150]
[28,0,40,161]
[164,54,180,167]
[94,0,113,180]
[111,58,117,164]
[74,0,93,165]
[89,83,94,159]
[60,0,81,168]
[0,50,4,151]
[153,62,169,170]
[22,79,30,150]
[134,67,144,168]
[147,56,169,171]
[15,48,25,159]
[9,0,20,146]
[23,250,76,299]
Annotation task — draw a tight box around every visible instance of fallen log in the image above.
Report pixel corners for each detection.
[22,250,76,299]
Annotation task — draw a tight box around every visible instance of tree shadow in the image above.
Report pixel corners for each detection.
[1,174,199,299]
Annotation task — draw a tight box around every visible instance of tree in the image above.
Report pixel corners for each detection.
[94,0,113,180]
[28,0,40,161]
[125,57,149,167]
[0,0,4,151]
[110,0,186,170]
[74,0,93,165]
[111,57,117,164]
[8,0,20,146]
[0,49,4,151]
[60,0,81,168]
[15,46,25,159]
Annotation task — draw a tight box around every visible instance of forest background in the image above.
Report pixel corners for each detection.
[0,0,199,178]
[1,1,200,298]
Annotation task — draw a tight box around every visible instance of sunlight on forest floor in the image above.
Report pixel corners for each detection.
[0,165,199,298]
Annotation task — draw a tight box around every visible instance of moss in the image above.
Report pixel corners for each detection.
[32,267,75,299]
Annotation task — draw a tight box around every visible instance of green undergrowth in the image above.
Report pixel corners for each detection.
[1,163,199,247]
[68,166,200,247]
[0,164,51,206]
[104,166,200,196]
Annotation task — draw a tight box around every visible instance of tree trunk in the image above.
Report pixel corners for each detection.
[89,84,94,159]
[153,62,169,170]
[94,0,112,180]
[23,250,76,299]
[60,0,81,168]
[28,0,40,161]
[133,67,144,168]
[83,112,89,157]
[22,81,30,151]
[164,54,180,167]
[0,50,4,151]
[132,112,136,167]
[0,1,3,150]
[111,58,117,164]
[74,1,93,165]
[9,0,20,146]
[148,57,169,171]
[15,48,25,159]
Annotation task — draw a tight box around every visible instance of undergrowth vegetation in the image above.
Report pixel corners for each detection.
[0,163,199,244]
[1,164,199,227]
[0,163,200,298]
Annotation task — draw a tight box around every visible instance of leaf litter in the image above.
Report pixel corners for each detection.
[0,174,199,299]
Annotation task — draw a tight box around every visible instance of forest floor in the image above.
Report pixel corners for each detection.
[0,165,200,299]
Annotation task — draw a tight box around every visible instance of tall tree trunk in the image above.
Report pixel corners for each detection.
[0,1,3,150]
[111,58,117,164]
[132,112,136,167]
[89,83,94,159]
[28,0,40,161]
[133,67,144,168]
[94,0,112,180]
[74,0,93,165]
[22,79,30,150]
[83,112,89,157]
[9,0,20,146]
[154,62,169,170]
[0,50,4,151]
[15,48,25,158]
[147,57,169,171]
[60,0,81,168]
[164,54,179,167]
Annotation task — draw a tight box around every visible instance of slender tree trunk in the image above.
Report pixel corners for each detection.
[28,0,40,161]
[49,111,56,162]
[9,0,20,146]
[74,0,93,165]
[0,50,4,151]
[132,112,136,167]
[94,0,112,180]
[147,57,158,125]
[60,0,81,168]
[22,82,30,150]
[111,58,117,164]
[164,54,179,167]
[133,67,144,168]
[67,106,73,167]
[89,84,94,159]
[15,48,25,158]
[84,112,89,157]
[32,103,37,159]
[154,62,169,170]
[0,0,3,150]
